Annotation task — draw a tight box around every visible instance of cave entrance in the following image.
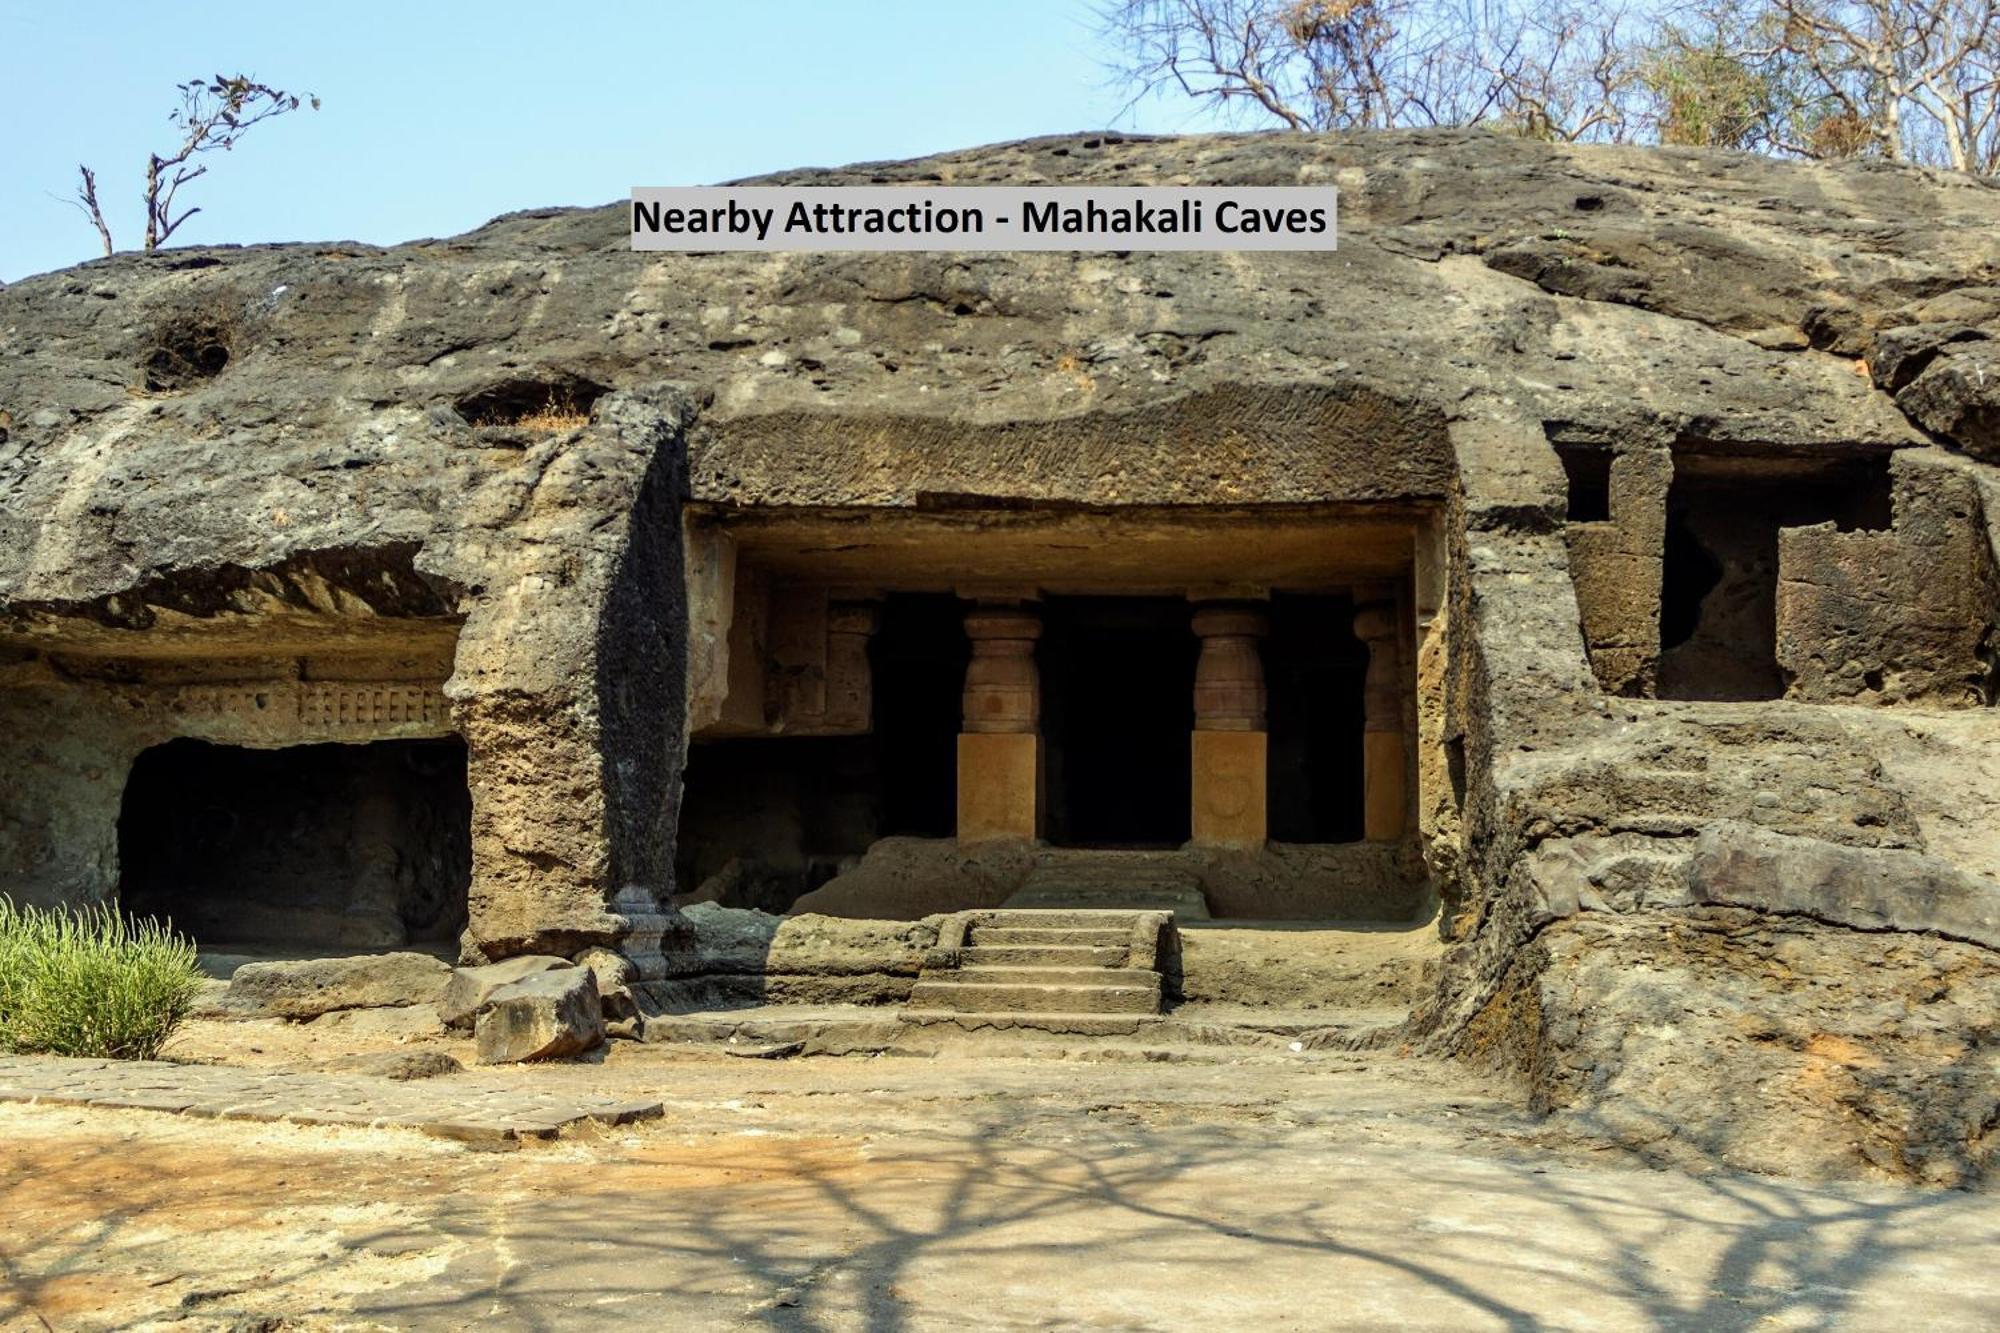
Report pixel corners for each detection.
[1658,455,1892,701]
[1041,596,1197,848]
[118,737,471,953]
[1266,593,1370,843]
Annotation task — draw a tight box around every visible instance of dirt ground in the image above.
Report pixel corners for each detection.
[5,1028,2000,1331]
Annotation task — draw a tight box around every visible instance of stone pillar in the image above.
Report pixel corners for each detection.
[956,605,1042,843]
[1354,603,1407,842]
[823,600,881,732]
[1190,604,1268,848]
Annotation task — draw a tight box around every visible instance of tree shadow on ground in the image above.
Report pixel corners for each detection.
[0,1095,1991,1332]
[351,1109,1983,1331]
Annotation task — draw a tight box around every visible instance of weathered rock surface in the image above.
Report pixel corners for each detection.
[1898,342,2000,462]
[472,967,604,1064]
[221,953,452,1019]
[573,945,643,1030]
[3,130,1999,1181]
[1459,909,2000,1187]
[438,955,570,1030]
[1174,924,1438,1009]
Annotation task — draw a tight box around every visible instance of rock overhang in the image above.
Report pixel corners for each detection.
[6,128,1986,606]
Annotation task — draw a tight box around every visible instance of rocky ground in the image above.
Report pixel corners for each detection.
[3,1033,1999,1330]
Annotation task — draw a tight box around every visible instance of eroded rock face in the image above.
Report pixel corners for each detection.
[656,903,941,1006]
[2,130,1998,1181]
[1461,910,2000,1187]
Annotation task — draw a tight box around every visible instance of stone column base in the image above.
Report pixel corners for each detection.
[1191,730,1267,848]
[957,732,1041,843]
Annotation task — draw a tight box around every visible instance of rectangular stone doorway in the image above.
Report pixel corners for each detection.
[1040,596,1197,848]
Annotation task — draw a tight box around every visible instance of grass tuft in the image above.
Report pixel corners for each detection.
[510,390,593,432]
[0,898,205,1060]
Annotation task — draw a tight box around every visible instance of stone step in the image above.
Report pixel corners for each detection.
[1003,885,1212,917]
[969,926,1133,947]
[959,944,1129,967]
[1006,868,1211,918]
[906,979,1160,1015]
[975,909,1151,930]
[899,1011,1161,1037]
[1027,855,1201,878]
[929,966,1143,988]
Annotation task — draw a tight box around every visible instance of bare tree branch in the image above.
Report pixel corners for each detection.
[71,166,114,258]
[1103,0,2000,172]
[71,73,317,258]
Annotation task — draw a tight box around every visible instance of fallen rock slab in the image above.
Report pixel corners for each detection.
[222,953,452,1020]
[319,1050,465,1081]
[438,955,571,1030]
[474,968,604,1064]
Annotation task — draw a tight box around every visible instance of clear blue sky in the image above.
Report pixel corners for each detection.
[0,0,1231,282]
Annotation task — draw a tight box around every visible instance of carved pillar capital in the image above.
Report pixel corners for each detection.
[1192,604,1269,732]
[962,606,1041,735]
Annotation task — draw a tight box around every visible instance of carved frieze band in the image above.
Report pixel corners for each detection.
[172,682,451,732]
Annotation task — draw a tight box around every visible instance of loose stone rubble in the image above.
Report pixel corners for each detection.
[437,955,570,1029]
[473,967,605,1064]
[220,953,452,1019]
[1,129,1996,1182]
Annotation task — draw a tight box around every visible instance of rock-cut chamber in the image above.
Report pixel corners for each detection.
[118,736,471,953]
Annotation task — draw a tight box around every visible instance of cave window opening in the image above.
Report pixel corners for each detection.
[1041,596,1196,848]
[1657,454,1895,701]
[1557,444,1614,523]
[117,737,470,954]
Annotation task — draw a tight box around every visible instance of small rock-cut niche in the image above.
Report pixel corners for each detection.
[1557,444,1614,523]
[141,311,236,391]
[118,737,470,952]
[1658,453,1893,701]
[453,373,607,428]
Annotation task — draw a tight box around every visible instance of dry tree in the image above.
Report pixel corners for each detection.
[72,74,318,257]
[1102,0,1659,141]
[1104,0,2000,171]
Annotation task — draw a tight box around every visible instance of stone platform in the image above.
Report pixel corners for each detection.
[0,1055,663,1145]
[639,1000,1407,1056]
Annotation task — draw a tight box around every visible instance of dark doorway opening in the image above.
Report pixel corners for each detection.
[1266,593,1369,843]
[1658,455,1893,701]
[675,735,882,912]
[118,737,470,951]
[673,593,967,912]
[872,593,969,838]
[1042,596,1196,848]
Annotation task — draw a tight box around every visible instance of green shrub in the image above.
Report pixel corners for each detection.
[0,898,205,1060]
